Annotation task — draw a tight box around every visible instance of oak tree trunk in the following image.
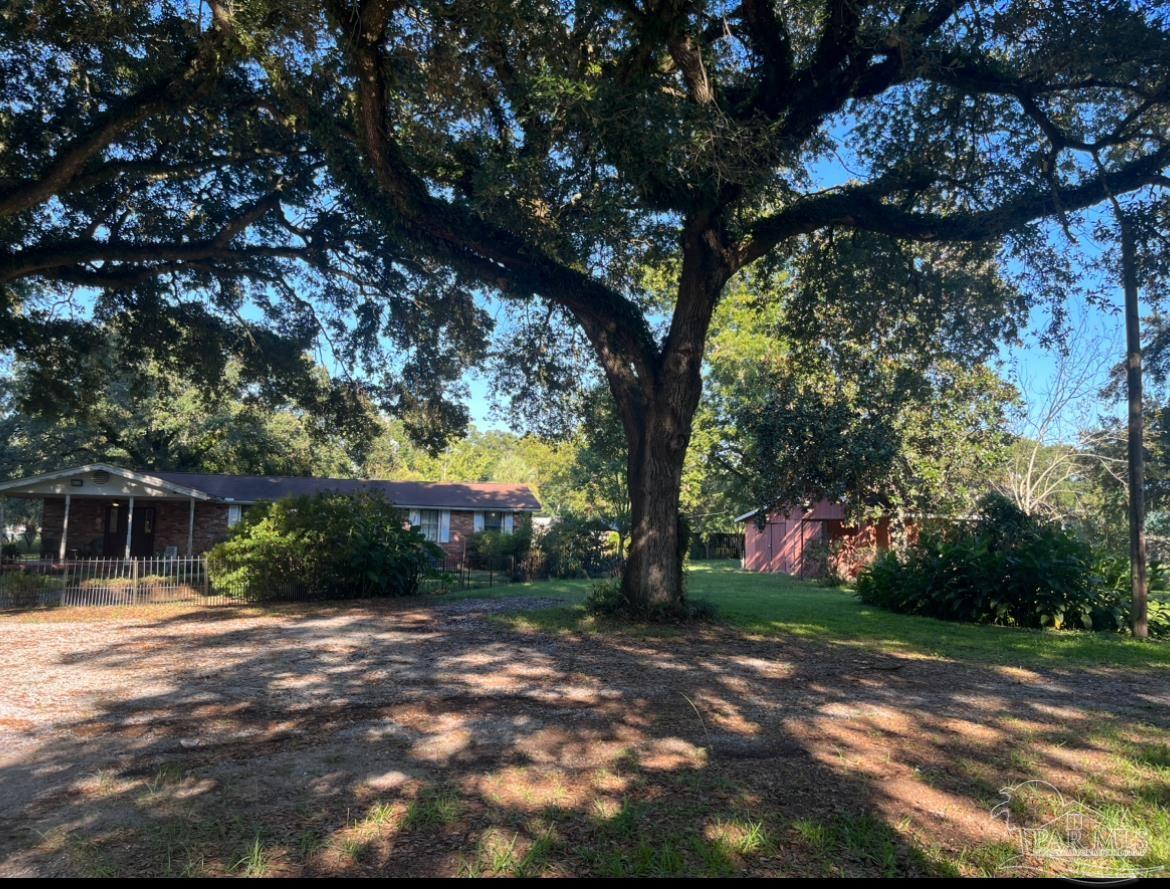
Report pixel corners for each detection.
[613,224,727,614]
[620,409,692,611]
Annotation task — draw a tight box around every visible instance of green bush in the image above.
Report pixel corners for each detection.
[1148,600,1170,639]
[537,515,619,578]
[207,491,441,601]
[855,494,1102,631]
[0,570,62,605]
[467,526,532,563]
[1094,553,1170,638]
[584,577,625,616]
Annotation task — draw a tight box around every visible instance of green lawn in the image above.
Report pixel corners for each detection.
[455,560,1170,670]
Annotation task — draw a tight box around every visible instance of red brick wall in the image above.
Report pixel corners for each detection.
[152,501,230,554]
[436,510,531,562]
[440,510,475,561]
[41,498,105,553]
[43,497,530,560]
[41,497,229,556]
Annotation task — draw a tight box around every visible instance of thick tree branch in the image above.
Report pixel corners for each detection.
[321,0,661,379]
[736,147,1170,266]
[0,3,235,220]
[0,240,308,286]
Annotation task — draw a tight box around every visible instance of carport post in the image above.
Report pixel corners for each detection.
[124,496,135,560]
[58,494,71,561]
[187,497,195,556]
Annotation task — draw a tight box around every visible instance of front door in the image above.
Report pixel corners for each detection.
[103,503,157,557]
[130,506,156,557]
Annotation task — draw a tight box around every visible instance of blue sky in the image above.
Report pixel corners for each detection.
[463,280,1131,440]
[458,138,1138,442]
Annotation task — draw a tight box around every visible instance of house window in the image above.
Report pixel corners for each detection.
[418,509,441,542]
[476,511,514,534]
[227,505,244,527]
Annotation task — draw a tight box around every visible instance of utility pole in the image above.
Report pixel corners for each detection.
[1120,213,1149,639]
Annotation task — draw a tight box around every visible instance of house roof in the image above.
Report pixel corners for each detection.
[0,464,541,511]
[149,471,542,511]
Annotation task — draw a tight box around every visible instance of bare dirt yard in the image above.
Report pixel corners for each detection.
[0,594,1167,877]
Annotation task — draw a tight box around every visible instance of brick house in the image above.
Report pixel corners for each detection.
[0,464,539,562]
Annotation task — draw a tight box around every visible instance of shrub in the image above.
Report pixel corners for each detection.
[855,494,1101,630]
[1148,600,1170,639]
[583,575,717,622]
[207,491,441,601]
[0,570,61,606]
[1094,553,1170,638]
[467,526,532,564]
[536,515,619,579]
[584,577,625,616]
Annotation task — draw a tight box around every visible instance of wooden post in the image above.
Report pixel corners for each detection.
[187,497,195,556]
[124,496,135,560]
[59,494,71,561]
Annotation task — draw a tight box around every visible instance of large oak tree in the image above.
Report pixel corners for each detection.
[4,0,1170,610]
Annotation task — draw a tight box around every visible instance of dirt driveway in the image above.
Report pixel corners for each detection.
[0,596,1167,877]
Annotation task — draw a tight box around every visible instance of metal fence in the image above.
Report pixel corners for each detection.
[0,553,526,612]
[418,554,525,596]
[0,556,225,610]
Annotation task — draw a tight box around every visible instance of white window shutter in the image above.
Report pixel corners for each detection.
[409,509,420,526]
[503,513,514,534]
[439,510,451,543]
[473,511,484,532]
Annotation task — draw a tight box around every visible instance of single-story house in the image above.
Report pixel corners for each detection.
[736,501,892,580]
[0,464,540,562]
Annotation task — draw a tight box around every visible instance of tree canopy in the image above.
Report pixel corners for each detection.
[0,348,370,477]
[5,0,1170,609]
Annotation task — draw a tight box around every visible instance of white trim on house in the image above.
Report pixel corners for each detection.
[0,463,213,501]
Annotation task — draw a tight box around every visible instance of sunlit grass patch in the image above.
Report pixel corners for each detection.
[361,800,403,828]
[231,833,275,877]
[458,826,558,877]
[704,817,770,857]
[402,787,462,830]
[465,561,1170,669]
[788,814,911,876]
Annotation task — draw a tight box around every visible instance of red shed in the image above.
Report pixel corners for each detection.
[736,501,892,580]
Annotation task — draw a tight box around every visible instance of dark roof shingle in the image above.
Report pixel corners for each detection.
[147,471,541,511]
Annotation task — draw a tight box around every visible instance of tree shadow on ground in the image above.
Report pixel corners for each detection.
[0,595,1166,877]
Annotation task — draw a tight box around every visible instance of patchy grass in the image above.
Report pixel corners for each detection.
[2,567,1167,878]
[464,561,1170,670]
[402,789,462,831]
